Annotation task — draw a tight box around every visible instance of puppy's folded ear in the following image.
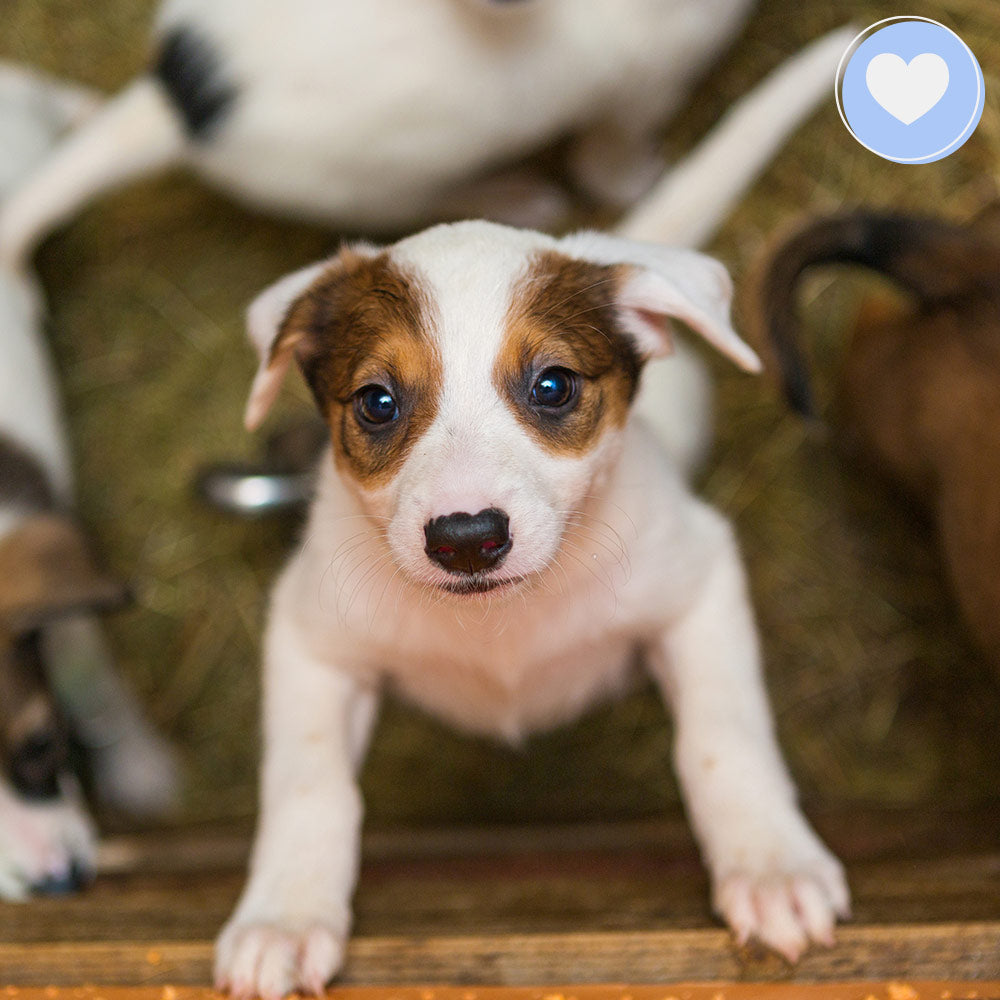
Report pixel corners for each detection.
[243,260,334,431]
[244,243,388,430]
[559,231,762,372]
[0,514,128,633]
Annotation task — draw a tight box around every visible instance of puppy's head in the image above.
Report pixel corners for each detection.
[0,514,127,799]
[245,221,759,597]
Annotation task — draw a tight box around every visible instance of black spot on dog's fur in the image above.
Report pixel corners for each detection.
[0,435,54,512]
[1,634,66,803]
[10,726,64,801]
[154,27,236,139]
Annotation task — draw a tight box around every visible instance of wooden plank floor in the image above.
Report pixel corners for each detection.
[2,809,999,986]
[4,986,1000,1000]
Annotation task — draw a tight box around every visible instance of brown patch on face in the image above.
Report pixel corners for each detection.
[496,250,642,455]
[273,249,442,489]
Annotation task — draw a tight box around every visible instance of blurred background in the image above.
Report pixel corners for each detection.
[0,0,998,828]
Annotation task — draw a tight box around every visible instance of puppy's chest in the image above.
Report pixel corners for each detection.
[373,610,639,742]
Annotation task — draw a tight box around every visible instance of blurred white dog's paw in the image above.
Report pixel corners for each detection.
[0,775,96,900]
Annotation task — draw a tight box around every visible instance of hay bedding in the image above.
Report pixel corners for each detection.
[0,0,998,825]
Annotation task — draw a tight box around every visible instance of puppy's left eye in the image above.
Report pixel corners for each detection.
[355,384,399,426]
[530,367,577,409]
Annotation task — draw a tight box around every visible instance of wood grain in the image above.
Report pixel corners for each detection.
[2,924,1000,987]
[3,985,1000,1000]
[1,810,998,986]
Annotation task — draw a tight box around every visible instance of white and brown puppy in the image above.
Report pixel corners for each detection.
[0,64,177,899]
[216,31,852,999]
[0,0,757,265]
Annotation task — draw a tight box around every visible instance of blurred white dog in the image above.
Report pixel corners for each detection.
[0,0,757,264]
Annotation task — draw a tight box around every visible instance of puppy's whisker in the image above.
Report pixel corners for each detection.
[323,528,389,609]
[563,500,631,547]
[367,563,405,632]
[333,545,388,614]
[330,553,371,621]
[344,554,393,620]
[538,549,571,602]
[542,555,579,636]
[567,531,631,581]
[328,512,392,525]
[563,516,631,575]
[581,321,614,347]
[319,530,370,612]
[532,275,617,325]
[416,576,449,614]
[560,536,619,591]
[324,522,389,569]
[563,522,628,572]
[563,507,630,555]
[343,562,389,623]
[326,530,375,569]
[558,545,619,611]
[579,493,640,539]
[543,300,620,335]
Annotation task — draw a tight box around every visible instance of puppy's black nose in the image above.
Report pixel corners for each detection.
[424,508,511,574]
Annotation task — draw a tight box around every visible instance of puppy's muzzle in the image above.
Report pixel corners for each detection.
[424,508,512,575]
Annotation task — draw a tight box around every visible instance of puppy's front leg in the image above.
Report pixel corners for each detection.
[215,594,378,1000]
[648,511,849,961]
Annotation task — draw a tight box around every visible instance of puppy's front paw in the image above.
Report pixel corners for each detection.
[710,817,850,962]
[215,914,348,1000]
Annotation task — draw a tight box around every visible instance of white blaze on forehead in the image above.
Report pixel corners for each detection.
[389,220,561,408]
[388,221,562,514]
[385,223,562,528]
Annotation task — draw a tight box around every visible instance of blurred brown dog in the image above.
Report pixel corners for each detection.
[751,207,1000,666]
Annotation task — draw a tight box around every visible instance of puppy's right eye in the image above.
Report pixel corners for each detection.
[530,367,577,409]
[355,384,399,427]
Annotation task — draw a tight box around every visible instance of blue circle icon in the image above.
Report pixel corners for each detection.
[836,17,984,164]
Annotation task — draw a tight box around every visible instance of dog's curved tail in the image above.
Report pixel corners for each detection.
[754,210,991,416]
[0,77,185,267]
[617,25,855,250]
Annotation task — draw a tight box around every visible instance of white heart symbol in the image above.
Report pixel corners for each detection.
[866,52,949,125]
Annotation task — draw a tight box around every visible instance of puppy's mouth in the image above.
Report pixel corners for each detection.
[437,574,524,596]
